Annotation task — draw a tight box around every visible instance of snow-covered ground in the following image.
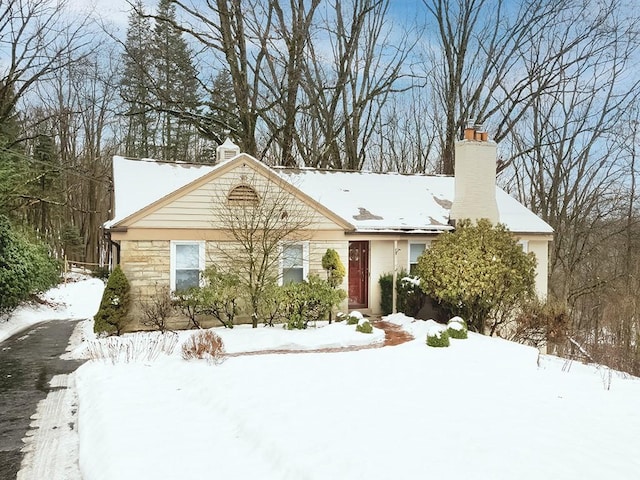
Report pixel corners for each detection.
[5,278,640,479]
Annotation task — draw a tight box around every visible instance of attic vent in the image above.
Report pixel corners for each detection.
[216,138,240,163]
[228,185,259,204]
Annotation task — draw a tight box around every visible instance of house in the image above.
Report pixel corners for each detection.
[104,129,553,330]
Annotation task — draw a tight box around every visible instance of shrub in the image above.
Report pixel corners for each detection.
[86,332,179,363]
[91,265,111,281]
[346,311,363,325]
[335,311,348,322]
[379,270,426,317]
[0,215,61,315]
[199,267,241,329]
[447,317,468,339]
[283,274,346,329]
[416,219,536,334]
[356,318,373,334]
[426,321,450,347]
[173,287,205,329]
[181,330,226,364]
[94,265,131,335]
[322,248,346,288]
[258,282,288,326]
[140,284,174,333]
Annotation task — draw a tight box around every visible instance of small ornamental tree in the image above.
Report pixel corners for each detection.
[322,248,346,323]
[416,219,536,335]
[322,248,346,287]
[94,265,131,335]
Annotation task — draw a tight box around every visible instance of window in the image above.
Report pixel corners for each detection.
[280,242,309,284]
[518,240,529,253]
[409,242,429,275]
[170,241,205,291]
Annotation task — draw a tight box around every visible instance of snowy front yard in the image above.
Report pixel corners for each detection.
[4,276,640,479]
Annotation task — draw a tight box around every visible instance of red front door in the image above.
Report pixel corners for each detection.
[348,241,369,309]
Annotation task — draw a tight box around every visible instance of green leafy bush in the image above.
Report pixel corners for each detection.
[282,274,346,329]
[346,311,363,325]
[258,282,288,326]
[447,316,468,339]
[426,323,450,347]
[379,270,426,317]
[199,267,241,329]
[0,215,61,314]
[356,319,373,334]
[416,219,536,334]
[94,265,131,335]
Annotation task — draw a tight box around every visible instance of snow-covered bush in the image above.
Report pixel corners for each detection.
[346,311,364,325]
[426,320,450,347]
[335,311,348,322]
[356,318,373,334]
[447,316,468,339]
[181,330,226,364]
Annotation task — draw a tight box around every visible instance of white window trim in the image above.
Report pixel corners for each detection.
[408,241,430,273]
[279,241,310,285]
[170,240,205,291]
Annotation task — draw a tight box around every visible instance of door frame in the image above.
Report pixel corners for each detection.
[348,241,369,309]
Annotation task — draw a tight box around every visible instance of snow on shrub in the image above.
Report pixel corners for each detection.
[425,320,450,347]
[447,316,468,339]
[346,311,364,325]
[181,330,226,364]
[356,318,373,334]
[335,311,348,322]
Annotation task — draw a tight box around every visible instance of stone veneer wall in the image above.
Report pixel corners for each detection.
[118,238,350,332]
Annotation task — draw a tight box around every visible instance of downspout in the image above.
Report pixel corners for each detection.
[392,240,398,314]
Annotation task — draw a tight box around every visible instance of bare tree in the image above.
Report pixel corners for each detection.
[0,0,90,132]
[213,171,312,327]
[299,0,414,170]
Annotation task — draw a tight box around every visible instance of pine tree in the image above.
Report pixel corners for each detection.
[152,0,199,161]
[120,0,155,158]
[94,265,131,336]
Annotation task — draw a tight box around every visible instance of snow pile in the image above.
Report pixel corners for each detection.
[0,276,104,343]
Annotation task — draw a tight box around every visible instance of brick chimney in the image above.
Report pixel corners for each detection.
[449,125,499,225]
[216,138,240,163]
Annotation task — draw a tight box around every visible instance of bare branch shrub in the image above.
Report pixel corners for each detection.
[139,284,174,333]
[509,300,569,349]
[86,332,179,364]
[181,330,226,364]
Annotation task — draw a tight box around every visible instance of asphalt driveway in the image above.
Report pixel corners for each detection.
[0,320,83,479]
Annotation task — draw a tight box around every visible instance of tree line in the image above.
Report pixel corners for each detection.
[1,0,639,372]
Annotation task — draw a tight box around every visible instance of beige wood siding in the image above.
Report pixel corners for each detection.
[130,167,343,230]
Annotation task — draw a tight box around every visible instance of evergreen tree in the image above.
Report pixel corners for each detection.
[152,0,199,161]
[94,265,131,336]
[207,69,242,144]
[120,0,155,158]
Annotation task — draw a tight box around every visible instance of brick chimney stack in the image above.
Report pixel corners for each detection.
[449,124,499,225]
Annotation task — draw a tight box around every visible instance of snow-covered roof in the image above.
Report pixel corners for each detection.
[106,156,217,227]
[106,156,552,235]
[276,169,553,234]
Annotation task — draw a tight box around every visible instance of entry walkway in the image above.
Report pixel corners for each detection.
[228,319,414,357]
